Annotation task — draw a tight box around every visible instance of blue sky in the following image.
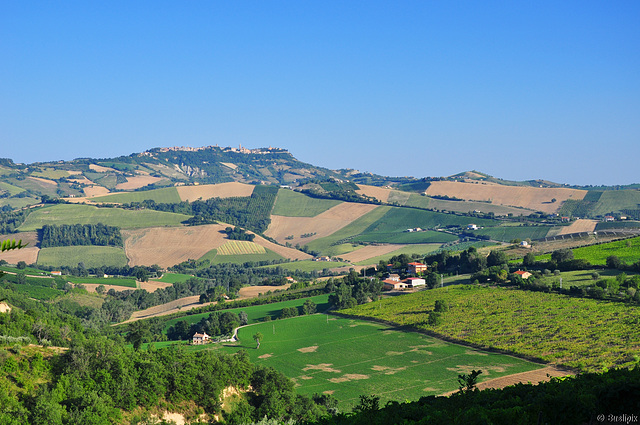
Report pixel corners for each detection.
[2,1,639,186]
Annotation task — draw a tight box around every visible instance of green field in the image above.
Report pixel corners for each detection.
[354,244,442,266]
[163,294,331,332]
[215,314,543,409]
[591,190,640,216]
[535,236,640,266]
[361,207,496,234]
[539,269,638,289]
[260,260,350,272]
[0,197,40,210]
[0,181,26,196]
[595,221,640,230]
[92,187,182,204]
[199,247,285,265]
[271,189,342,217]
[7,177,60,197]
[31,169,70,179]
[351,229,458,245]
[64,276,137,288]
[342,285,640,371]
[19,204,190,231]
[305,206,391,255]
[473,224,552,242]
[10,284,63,300]
[153,272,199,284]
[37,246,128,268]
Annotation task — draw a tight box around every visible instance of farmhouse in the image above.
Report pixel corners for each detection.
[407,262,427,275]
[192,332,210,345]
[467,224,478,230]
[382,279,408,290]
[285,276,297,283]
[604,216,615,222]
[387,274,401,282]
[314,256,331,262]
[51,271,62,276]
[514,270,532,279]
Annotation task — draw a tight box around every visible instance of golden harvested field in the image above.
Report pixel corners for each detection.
[115,175,163,190]
[176,182,255,202]
[556,219,598,235]
[250,233,312,261]
[83,185,111,197]
[356,184,392,202]
[265,203,379,245]
[221,162,238,170]
[89,164,115,172]
[340,244,409,264]
[81,280,172,293]
[123,224,230,267]
[426,181,586,213]
[237,284,291,298]
[0,232,40,265]
[123,224,310,267]
[68,175,94,185]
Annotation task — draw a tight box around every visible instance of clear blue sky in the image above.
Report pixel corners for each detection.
[2,1,639,186]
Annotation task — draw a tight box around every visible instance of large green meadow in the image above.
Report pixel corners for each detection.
[37,246,128,268]
[342,285,640,371]
[92,187,182,204]
[215,314,542,409]
[259,260,350,272]
[19,204,190,231]
[535,236,640,265]
[271,189,342,217]
[354,244,442,266]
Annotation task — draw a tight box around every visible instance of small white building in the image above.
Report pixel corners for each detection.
[467,224,478,230]
[406,278,426,288]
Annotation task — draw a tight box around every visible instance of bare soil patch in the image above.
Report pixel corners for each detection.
[1,246,39,265]
[115,175,163,190]
[258,354,273,359]
[139,280,173,292]
[265,202,379,244]
[177,182,255,202]
[356,184,393,203]
[81,283,138,293]
[83,185,111,197]
[220,162,238,170]
[557,219,598,235]
[303,364,342,373]
[250,233,312,261]
[68,175,94,185]
[298,345,319,353]
[440,366,572,396]
[238,284,291,298]
[426,181,586,214]
[123,224,229,267]
[0,302,11,313]
[329,374,370,383]
[125,295,210,322]
[340,244,409,264]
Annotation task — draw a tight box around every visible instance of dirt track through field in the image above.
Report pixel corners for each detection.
[265,203,379,245]
[177,182,255,202]
[426,181,586,214]
[440,366,573,396]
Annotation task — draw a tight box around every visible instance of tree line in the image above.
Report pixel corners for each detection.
[40,223,123,247]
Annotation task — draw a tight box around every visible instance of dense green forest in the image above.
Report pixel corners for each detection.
[41,223,123,247]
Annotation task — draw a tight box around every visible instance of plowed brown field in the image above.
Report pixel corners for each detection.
[0,232,40,265]
[83,186,111,197]
[177,182,255,202]
[426,181,586,214]
[356,184,392,203]
[265,203,379,245]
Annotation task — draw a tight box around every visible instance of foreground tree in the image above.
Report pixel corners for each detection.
[253,332,264,349]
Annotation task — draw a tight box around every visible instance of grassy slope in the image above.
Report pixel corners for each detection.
[354,244,443,266]
[217,314,542,409]
[19,204,190,231]
[65,276,137,288]
[342,285,640,371]
[351,229,458,245]
[474,225,552,242]
[271,189,342,217]
[259,260,350,272]
[37,246,128,268]
[305,206,391,255]
[92,187,182,203]
[592,190,640,216]
[0,181,26,196]
[535,236,640,265]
